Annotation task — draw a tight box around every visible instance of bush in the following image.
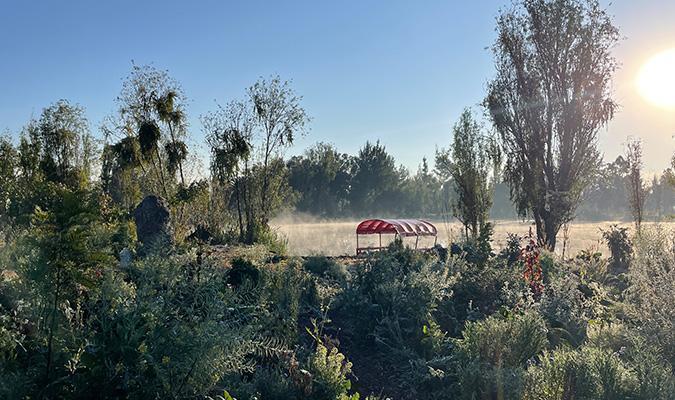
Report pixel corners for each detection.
[309,342,358,400]
[332,242,459,398]
[453,312,548,399]
[303,256,348,282]
[627,227,675,367]
[524,346,626,400]
[437,256,526,336]
[602,225,632,275]
[538,270,605,347]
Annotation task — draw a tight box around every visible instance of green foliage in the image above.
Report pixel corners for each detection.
[37,99,96,189]
[453,312,548,399]
[0,135,18,229]
[287,143,353,217]
[101,64,198,237]
[438,255,525,336]
[309,343,358,400]
[486,0,619,249]
[627,227,675,367]
[303,256,347,282]
[204,77,307,244]
[602,224,632,274]
[349,141,406,216]
[437,109,496,239]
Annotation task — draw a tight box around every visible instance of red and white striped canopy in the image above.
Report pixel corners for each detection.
[356,219,437,237]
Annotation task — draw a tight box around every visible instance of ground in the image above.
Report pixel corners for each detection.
[271,218,675,257]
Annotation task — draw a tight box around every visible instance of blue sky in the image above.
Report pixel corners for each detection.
[1,0,674,173]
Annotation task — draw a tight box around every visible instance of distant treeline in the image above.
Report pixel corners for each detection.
[286,141,675,221]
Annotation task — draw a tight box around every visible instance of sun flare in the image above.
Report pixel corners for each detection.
[637,48,675,109]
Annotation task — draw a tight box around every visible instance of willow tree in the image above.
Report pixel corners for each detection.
[485,0,619,250]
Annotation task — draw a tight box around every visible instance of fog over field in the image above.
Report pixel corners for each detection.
[272,214,675,256]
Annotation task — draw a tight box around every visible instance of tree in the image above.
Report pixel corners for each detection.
[625,138,648,231]
[205,76,308,243]
[577,156,630,220]
[0,135,18,228]
[287,142,352,217]
[35,100,96,189]
[403,157,443,217]
[485,0,619,250]
[349,141,403,216]
[101,64,191,205]
[203,99,253,240]
[436,109,495,239]
[248,76,309,225]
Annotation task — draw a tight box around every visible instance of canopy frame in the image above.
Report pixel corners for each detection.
[355,219,438,255]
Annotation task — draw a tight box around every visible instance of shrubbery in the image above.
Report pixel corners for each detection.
[1,182,673,399]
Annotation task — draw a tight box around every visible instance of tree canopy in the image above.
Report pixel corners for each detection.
[486,0,619,249]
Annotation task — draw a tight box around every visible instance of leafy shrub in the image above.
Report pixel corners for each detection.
[309,342,358,400]
[453,312,548,399]
[572,248,610,285]
[332,242,459,397]
[602,225,632,275]
[538,270,605,347]
[437,256,526,336]
[228,257,262,287]
[450,222,494,266]
[627,227,675,367]
[338,242,455,353]
[499,232,522,266]
[258,226,289,255]
[303,256,347,282]
[523,346,628,400]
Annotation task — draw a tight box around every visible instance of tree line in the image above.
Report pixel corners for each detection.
[1,2,674,398]
[1,65,674,252]
[1,0,675,252]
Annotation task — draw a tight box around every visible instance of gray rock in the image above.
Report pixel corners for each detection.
[119,247,133,268]
[134,195,173,254]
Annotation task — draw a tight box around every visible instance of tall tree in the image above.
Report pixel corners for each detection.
[625,138,648,231]
[203,100,253,240]
[205,76,308,243]
[248,76,309,226]
[436,109,495,239]
[35,100,96,189]
[287,142,352,217]
[485,0,619,250]
[101,64,191,204]
[0,135,18,228]
[349,141,402,216]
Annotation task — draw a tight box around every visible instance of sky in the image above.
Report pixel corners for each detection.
[1,0,674,174]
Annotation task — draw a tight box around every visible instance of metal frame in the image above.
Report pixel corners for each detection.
[355,219,438,255]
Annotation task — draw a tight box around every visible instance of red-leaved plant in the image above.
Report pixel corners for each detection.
[520,239,544,299]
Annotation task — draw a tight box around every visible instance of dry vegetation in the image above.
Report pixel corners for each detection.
[272,217,675,256]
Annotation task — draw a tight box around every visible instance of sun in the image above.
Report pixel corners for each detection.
[637,48,675,109]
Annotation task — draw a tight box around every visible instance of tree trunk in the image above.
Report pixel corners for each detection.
[534,212,558,251]
[235,180,244,241]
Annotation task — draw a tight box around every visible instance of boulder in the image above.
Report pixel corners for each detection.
[134,195,173,253]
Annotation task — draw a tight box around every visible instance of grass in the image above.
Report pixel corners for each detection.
[270,218,675,257]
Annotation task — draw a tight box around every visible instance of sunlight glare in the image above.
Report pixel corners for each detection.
[637,48,675,109]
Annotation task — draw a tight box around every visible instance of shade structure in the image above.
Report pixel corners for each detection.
[356,219,437,237]
[355,219,438,255]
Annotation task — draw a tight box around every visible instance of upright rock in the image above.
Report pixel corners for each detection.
[134,195,173,254]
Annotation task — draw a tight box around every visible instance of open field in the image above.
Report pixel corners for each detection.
[271,218,675,257]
